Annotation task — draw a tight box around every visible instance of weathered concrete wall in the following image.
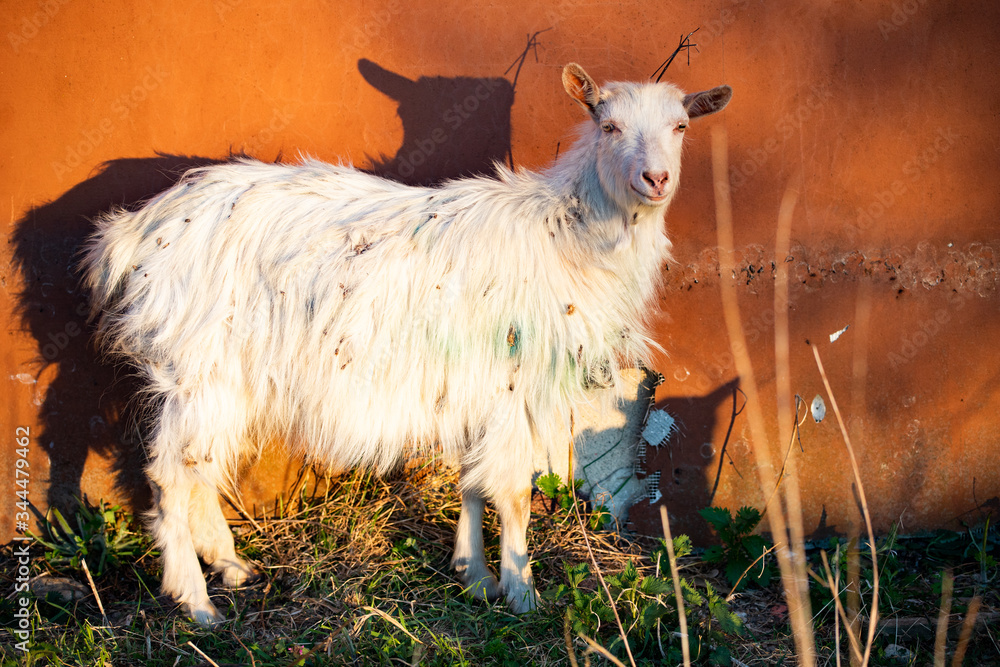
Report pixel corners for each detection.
[2,0,997,542]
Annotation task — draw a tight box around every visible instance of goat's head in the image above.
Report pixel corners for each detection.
[563,63,731,211]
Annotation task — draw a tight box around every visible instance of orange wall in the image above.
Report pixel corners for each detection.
[2,0,998,541]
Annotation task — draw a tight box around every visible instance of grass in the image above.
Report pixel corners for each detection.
[0,461,996,666]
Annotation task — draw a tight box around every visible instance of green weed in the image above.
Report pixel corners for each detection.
[700,505,773,591]
[553,533,743,665]
[29,498,149,577]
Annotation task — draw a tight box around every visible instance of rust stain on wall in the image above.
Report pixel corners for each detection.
[665,243,998,295]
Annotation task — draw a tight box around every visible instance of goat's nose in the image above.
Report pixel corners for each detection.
[642,171,669,190]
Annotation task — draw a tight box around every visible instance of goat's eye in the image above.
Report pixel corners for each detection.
[676,122,688,132]
[601,121,617,134]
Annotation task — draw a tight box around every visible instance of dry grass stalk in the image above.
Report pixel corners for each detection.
[224,487,264,535]
[357,605,423,645]
[564,611,581,667]
[773,177,815,642]
[848,281,874,667]
[659,505,690,666]
[710,125,816,666]
[951,595,983,667]
[847,537,862,667]
[562,415,638,667]
[80,557,107,623]
[229,630,258,667]
[579,633,629,667]
[934,569,954,666]
[811,344,880,665]
[185,641,221,667]
[725,543,778,603]
[833,549,843,667]
[571,481,637,667]
[812,551,864,664]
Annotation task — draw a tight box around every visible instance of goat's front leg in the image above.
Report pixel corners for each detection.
[452,489,501,602]
[494,486,539,613]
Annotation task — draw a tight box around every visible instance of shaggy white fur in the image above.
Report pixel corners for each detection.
[81,63,730,625]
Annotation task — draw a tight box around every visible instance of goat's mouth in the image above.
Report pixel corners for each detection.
[630,184,668,204]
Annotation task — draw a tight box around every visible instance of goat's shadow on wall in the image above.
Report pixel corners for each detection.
[359,58,515,185]
[11,61,517,520]
[629,378,743,543]
[11,155,223,518]
[628,378,848,542]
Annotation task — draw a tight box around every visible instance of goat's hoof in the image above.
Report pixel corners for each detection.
[505,587,541,614]
[215,558,261,589]
[463,574,501,603]
[453,558,501,602]
[187,600,226,627]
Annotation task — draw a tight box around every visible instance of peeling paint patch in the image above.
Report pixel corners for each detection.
[811,395,826,423]
[829,325,849,343]
[642,409,678,448]
[645,470,662,504]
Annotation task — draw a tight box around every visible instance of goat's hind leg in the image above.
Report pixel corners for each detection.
[146,392,240,626]
[451,489,501,602]
[147,465,224,626]
[189,476,260,589]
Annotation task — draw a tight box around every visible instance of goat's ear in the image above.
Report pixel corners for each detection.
[563,63,601,116]
[683,85,733,119]
[358,58,416,101]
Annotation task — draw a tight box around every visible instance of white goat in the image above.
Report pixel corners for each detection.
[81,63,730,625]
